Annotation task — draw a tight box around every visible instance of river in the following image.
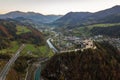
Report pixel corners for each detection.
[35,67,41,80]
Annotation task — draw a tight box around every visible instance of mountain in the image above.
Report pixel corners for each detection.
[91,25,120,37]
[41,42,120,80]
[52,12,92,26]
[91,5,120,19]
[0,19,44,49]
[0,11,62,24]
[52,5,120,28]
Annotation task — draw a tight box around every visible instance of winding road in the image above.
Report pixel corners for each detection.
[47,38,59,53]
[0,44,25,80]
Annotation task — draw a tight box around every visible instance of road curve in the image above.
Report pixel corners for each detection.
[0,44,25,80]
[47,38,59,53]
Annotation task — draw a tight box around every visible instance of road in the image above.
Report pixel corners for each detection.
[0,44,25,80]
[60,49,81,53]
[47,38,82,53]
[47,38,59,53]
[47,38,97,54]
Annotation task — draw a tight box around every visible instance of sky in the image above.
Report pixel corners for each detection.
[0,0,120,15]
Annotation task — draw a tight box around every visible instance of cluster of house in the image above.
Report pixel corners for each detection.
[93,35,120,50]
[63,36,96,49]
[107,38,120,50]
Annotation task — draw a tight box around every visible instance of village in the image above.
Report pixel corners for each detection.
[50,31,120,52]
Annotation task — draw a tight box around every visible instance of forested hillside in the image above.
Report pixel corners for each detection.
[0,19,44,50]
[42,42,120,80]
[0,19,47,80]
[91,25,120,37]
[52,5,120,28]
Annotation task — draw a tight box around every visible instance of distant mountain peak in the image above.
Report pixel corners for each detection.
[52,5,120,27]
[0,11,62,23]
[6,11,25,14]
[112,5,120,8]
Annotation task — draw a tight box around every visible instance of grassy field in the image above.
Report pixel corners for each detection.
[72,23,120,37]
[0,41,54,57]
[21,44,54,57]
[16,26,31,35]
[0,43,54,80]
[0,41,19,55]
[86,23,120,30]
[73,27,91,37]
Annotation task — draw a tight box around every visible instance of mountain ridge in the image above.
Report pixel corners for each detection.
[52,5,120,28]
[0,11,62,24]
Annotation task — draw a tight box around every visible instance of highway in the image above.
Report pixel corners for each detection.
[47,38,81,53]
[47,38,59,53]
[0,44,25,80]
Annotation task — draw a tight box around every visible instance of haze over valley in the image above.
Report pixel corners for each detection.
[0,0,120,80]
